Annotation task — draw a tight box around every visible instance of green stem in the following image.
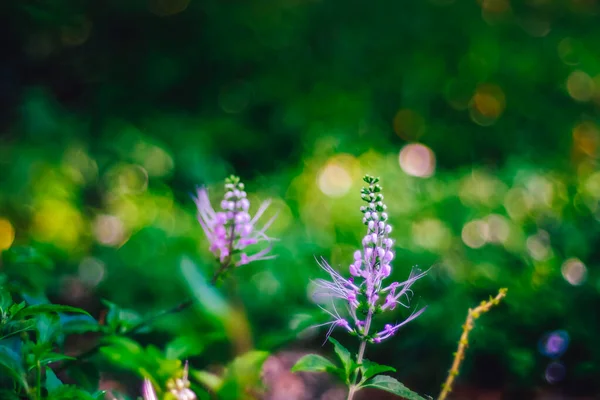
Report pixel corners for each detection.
[36,360,41,400]
[347,309,373,400]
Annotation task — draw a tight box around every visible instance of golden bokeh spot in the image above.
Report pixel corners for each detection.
[469,83,505,126]
[393,109,425,141]
[0,219,15,251]
[573,121,599,156]
[32,200,84,249]
[317,154,360,198]
[567,70,594,102]
[149,0,190,16]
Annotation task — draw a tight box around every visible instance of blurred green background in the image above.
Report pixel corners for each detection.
[1,0,600,398]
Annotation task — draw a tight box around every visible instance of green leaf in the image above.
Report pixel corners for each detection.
[180,256,233,325]
[360,359,396,382]
[329,337,354,382]
[192,370,222,392]
[101,300,144,334]
[35,313,60,345]
[291,354,338,374]
[99,336,144,370]
[45,367,63,393]
[1,246,53,270]
[217,351,270,400]
[0,287,12,312]
[16,304,90,318]
[46,385,97,400]
[362,375,428,400]
[0,345,28,390]
[39,353,76,366]
[0,319,37,340]
[165,335,206,360]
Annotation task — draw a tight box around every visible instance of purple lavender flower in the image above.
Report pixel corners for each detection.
[193,175,276,268]
[314,175,427,344]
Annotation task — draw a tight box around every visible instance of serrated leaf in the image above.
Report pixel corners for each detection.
[0,345,28,390]
[16,304,90,318]
[360,359,396,382]
[291,354,338,374]
[329,337,354,382]
[362,375,427,400]
[45,367,63,392]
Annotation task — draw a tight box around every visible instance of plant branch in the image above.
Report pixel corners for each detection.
[57,260,233,373]
[438,288,507,400]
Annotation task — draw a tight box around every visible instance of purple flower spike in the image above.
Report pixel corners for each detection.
[313,175,427,345]
[193,175,277,269]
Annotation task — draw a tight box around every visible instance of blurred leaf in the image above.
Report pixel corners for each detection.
[193,370,223,392]
[0,319,37,340]
[46,385,98,400]
[1,247,53,270]
[180,256,232,324]
[329,337,354,382]
[35,313,60,345]
[0,390,21,400]
[165,335,206,360]
[361,375,427,399]
[16,304,90,318]
[218,351,270,400]
[0,345,28,390]
[359,359,396,382]
[99,336,144,370]
[61,315,102,335]
[39,353,75,367]
[0,287,12,312]
[45,367,63,392]
[291,354,339,375]
[101,300,144,334]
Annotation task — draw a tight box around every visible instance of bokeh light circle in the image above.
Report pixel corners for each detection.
[0,218,15,251]
[545,361,566,384]
[398,143,436,178]
[539,330,570,358]
[561,258,587,286]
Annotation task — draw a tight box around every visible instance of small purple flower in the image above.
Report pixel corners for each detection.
[314,175,427,344]
[193,175,276,268]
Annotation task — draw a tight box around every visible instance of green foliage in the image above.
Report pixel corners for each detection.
[193,351,269,400]
[359,359,396,382]
[361,375,428,400]
[291,354,339,375]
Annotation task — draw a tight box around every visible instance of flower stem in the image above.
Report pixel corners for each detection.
[347,309,373,400]
[36,360,42,400]
[438,288,507,400]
